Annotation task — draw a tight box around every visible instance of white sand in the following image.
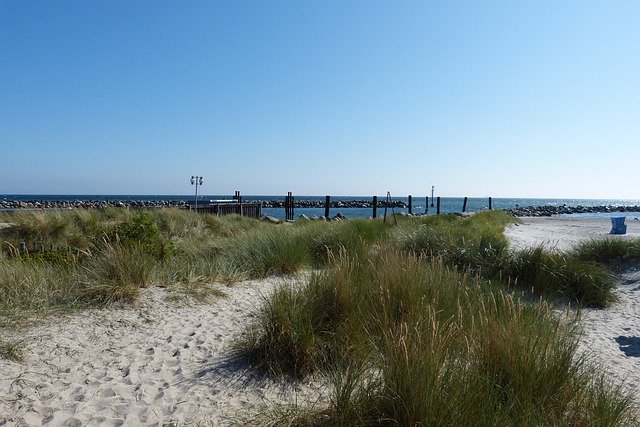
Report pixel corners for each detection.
[2,216,639,425]
[505,216,640,398]
[0,277,328,426]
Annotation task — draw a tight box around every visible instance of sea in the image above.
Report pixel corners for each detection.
[2,194,640,220]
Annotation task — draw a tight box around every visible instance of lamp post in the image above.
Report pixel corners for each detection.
[190,176,203,211]
[431,186,435,207]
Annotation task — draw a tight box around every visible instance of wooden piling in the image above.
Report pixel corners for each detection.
[462,197,468,212]
[288,192,295,220]
[425,196,428,214]
[285,192,294,220]
[372,196,378,218]
[437,197,441,215]
[324,195,330,219]
[408,195,412,215]
[489,197,492,210]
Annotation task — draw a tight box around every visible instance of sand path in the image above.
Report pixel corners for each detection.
[1,277,327,426]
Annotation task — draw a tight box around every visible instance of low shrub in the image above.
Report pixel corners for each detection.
[112,211,176,261]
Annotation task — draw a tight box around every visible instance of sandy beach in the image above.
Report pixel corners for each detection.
[1,277,328,426]
[1,215,640,425]
[505,216,640,398]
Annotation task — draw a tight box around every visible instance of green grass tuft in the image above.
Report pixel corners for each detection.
[509,247,616,308]
[77,243,152,304]
[237,247,636,425]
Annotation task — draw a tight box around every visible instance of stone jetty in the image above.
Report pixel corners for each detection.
[0,198,408,211]
[0,199,189,210]
[504,205,640,217]
[259,199,407,209]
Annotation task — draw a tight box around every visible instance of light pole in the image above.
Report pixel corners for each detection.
[190,176,203,211]
[431,186,435,207]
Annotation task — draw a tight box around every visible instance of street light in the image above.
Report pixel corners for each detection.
[190,176,203,211]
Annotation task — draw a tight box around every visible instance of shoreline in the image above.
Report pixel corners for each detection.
[2,198,640,217]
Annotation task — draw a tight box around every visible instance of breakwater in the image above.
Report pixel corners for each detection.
[0,199,189,210]
[0,198,408,210]
[260,199,407,208]
[3,197,639,219]
[505,205,640,217]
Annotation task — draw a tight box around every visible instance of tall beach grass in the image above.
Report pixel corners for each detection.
[236,249,637,425]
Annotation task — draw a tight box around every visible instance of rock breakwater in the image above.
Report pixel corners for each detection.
[0,199,408,211]
[504,205,640,217]
[0,199,189,210]
[259,199,407,208]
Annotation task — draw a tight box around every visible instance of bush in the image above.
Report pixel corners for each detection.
[114,211,175,261]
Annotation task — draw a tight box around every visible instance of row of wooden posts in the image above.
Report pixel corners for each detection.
[281,194,494,221]
[191,191,497,220]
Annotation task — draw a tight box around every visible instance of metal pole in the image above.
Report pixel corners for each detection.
[191,176,203,212]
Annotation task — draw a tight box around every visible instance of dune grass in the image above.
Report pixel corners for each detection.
[509,246,616,308]
[393,211,513,279]
[1,208,638,423]
[0,208,629,323]
[393,211,622,307]
[0,337,25,362]
[0,210,389,322]
[236,249,636,425]
[572,238,640,266]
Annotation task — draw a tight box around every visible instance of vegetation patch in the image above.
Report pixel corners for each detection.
[236,250,636,425]
[1,208,638,424]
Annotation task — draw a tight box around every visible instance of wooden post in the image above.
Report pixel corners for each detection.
[372,196,378,219]
[324,195,330,219]
[285,193,289,220]
[489,197,492,210]
[408,195,412,215]
[437,197,441,215]
[425,196,428,214]
[286,192,294,220]
[462,197,468,213]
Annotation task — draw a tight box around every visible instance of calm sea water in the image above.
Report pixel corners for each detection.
[3,194,640,219]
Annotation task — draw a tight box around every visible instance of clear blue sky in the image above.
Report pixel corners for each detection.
[1,1,638,198]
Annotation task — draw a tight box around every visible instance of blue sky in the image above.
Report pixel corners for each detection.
[1,1,638,198]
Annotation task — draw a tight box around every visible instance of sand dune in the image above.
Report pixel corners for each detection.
[2,216,639,425]
[1,277,328,426]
